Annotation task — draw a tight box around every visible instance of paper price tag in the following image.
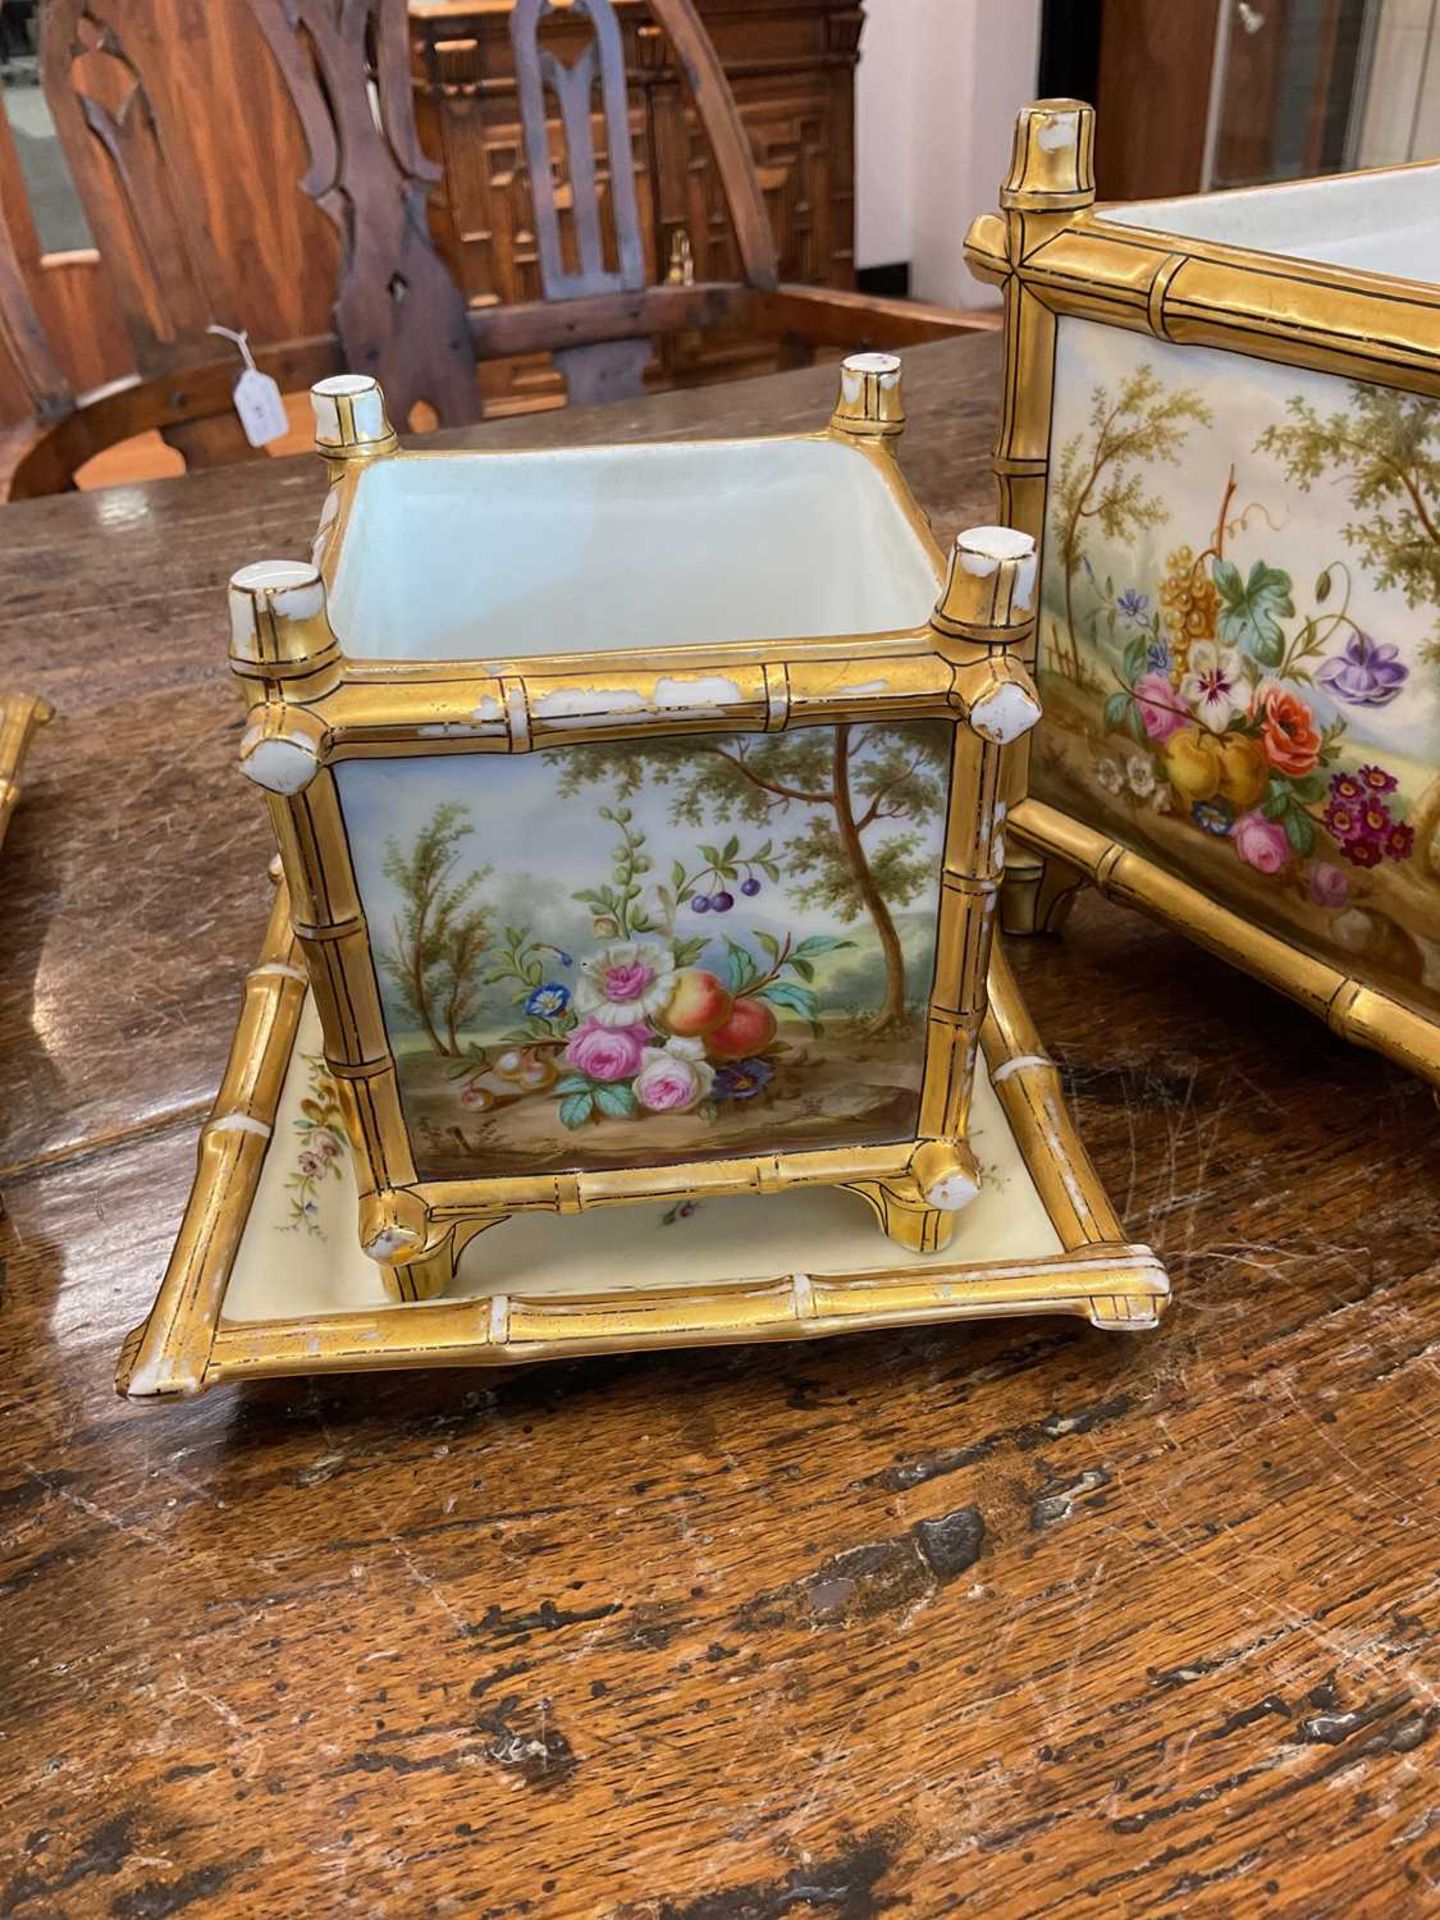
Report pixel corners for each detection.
[232,367,289,448]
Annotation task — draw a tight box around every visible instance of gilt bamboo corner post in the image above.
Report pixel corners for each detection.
[227,427,462,1307]
[930,525,1043,1113]
[844,527,1045,1252]
[826,350,986,1252]
[228,549,476,1305]
[965,99,1095,938]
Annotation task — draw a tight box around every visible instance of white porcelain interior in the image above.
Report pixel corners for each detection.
[327,436,941,661]
[222,996,1062,1323]
[1106,161,1440,285]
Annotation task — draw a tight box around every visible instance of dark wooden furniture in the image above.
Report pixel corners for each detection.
[2,335,1437,1914]
[0,0,338,431]
[1086,0,1373,201]
[0,0,981,498]
[0,0,345,496]
[413,0,865,412]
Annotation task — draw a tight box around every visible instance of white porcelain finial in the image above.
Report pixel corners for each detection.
[310,374,396,458]
[228,560,326,661]
[831,352,905,439]
[936,525,1039,633]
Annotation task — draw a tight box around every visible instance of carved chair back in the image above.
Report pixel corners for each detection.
[0,0,249,480]
[246,0,480,431]
[39,0,268,467]
[44,4,223,377]
[505,0,778,401]
[0,0,978,496]
[0,0,473,489]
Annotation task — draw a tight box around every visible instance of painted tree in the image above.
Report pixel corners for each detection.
[1051,366,1212,679]
[1260,384,1440,874]
[554,722,949,1030]
[1259,383,1440,632]
[379,803,493,1055]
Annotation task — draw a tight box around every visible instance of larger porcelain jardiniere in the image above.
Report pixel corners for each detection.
[967,101,1440,1088]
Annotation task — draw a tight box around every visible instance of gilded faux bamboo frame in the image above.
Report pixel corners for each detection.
[228,361,1049,1293]
[964,100,1440,1090]
[115,877,1167,1399]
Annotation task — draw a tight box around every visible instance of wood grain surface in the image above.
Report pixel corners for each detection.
[2,335,1438,1917]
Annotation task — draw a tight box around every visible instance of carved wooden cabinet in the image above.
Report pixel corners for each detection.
[410,0,862,412]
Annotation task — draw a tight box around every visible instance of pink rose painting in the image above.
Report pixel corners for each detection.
[1231,810,1292,875]
[633,1040,715,1114]
[1133,671,1189,743]
[563,1017,650,1083]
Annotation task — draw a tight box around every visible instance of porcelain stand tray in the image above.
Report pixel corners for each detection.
[117,887,1169,1398]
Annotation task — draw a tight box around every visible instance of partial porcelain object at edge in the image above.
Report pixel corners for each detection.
[967,100,1440,1088]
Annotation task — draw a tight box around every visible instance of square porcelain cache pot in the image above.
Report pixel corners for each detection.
[967,102,1440,1088]
[228,359,1045,1299]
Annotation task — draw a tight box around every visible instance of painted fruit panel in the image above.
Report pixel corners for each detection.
[336,722,949,1178]
[1036,315,1440,1020]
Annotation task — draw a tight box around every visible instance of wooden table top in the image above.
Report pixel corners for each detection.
[2,335,1437,1918]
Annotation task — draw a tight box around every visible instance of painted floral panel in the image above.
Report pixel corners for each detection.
[335,723,949,1179]
[1038,317,1440,1018]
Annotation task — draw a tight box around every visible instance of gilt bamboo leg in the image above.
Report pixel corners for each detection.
[1001,849,1087,936]
[377,1218,502,1303]
[381,1231,458,1303]
[847,1178,960,1254]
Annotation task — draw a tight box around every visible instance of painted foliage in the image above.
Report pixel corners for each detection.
[336,723,949,1177]
[1037,317,1440,1015]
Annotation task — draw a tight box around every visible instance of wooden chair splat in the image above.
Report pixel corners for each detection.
[511,0,652,401]
[505,0,783,403]
[0,105,71,428]
[248,0,480,429]
[513,0,647,299]
[43,3,222,374]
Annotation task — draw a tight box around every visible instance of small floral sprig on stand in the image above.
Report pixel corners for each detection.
[282,1055,347,1235]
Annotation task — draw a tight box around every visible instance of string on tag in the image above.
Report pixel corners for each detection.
[208,323,289,448]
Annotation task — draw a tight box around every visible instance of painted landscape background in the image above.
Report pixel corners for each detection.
[1035,316,1440,1018]
[336,723,950,1177]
